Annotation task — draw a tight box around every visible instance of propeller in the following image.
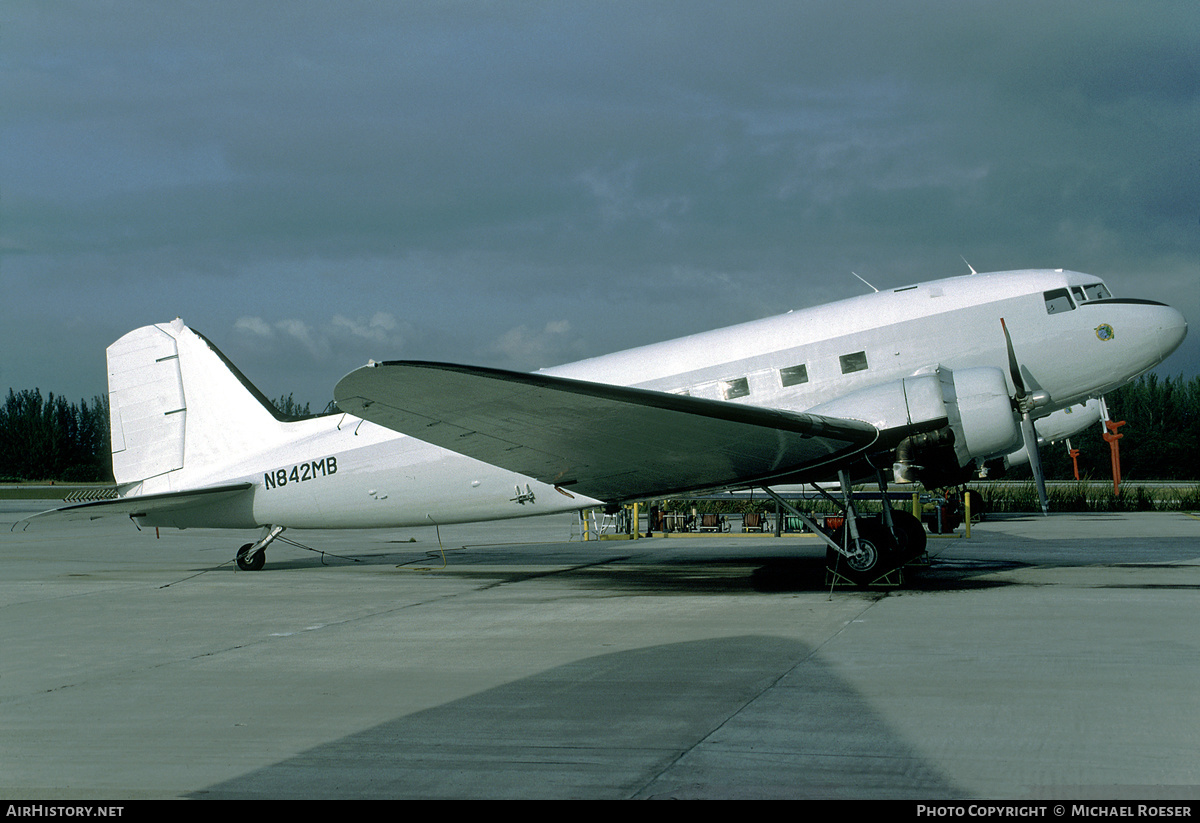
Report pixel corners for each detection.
[1001,318,1050,515]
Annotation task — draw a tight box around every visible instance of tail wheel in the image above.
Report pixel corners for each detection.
[236,543,266,571]
[827,520,896,586]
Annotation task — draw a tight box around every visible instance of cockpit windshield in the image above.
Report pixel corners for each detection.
[1070,283,1113,304]
[1051,281,1113,314]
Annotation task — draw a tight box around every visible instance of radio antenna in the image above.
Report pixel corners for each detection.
[851,272,878,292]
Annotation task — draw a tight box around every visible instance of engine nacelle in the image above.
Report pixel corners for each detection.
[807,366,1021,485]
[805,371,949,434]
[942,366,1023,465]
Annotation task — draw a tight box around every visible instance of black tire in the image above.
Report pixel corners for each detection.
[236,543,266,571]
[883,509,927,562]
[827,520,896,586]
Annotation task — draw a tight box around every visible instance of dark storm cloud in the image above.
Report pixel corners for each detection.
[2,1,1197,405]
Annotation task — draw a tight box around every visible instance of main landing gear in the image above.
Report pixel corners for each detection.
[764,470,928,588]
[235,525,285,571]
[826,509,927,587]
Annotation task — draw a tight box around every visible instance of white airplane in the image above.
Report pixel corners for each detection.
[29,268,1187,585]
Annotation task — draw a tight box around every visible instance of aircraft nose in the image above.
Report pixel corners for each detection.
[1157,304,1188,361]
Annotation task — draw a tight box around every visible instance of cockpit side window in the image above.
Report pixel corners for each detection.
[1083,283,1111,301]
[1043,288,1075,314]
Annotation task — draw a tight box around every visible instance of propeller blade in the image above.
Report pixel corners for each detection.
[1020,416,1050,515]
[1003,318,1048,513]
[1000,318,1027,398]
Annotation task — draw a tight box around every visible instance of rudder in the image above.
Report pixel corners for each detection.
[107,319,285,492]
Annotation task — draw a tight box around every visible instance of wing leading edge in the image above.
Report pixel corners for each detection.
[335,362,878,502]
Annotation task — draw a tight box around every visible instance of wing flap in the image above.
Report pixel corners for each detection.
[335,362,877,502]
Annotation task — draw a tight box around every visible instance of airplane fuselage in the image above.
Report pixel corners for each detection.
[130,269,1187,531]
[549,269,1181,411]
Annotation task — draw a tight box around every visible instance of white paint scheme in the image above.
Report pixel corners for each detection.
[107,320,591,529]
[545,270,1181,409]
[84,269,1187,538]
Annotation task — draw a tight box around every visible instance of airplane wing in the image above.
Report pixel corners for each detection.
[14,483,254,528]
[335,362,878,502]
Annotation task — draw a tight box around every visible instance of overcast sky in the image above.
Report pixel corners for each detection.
[3,1,1197,409]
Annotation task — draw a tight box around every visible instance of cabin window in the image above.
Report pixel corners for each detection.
[780,364,809,387]
[722,377,750,400]
[1043,289,1075,314]
[840,351,868,374]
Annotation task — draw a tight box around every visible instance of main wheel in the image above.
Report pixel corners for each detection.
[236,543,266,571]
[882,509,927,563]
[827,520,896,586]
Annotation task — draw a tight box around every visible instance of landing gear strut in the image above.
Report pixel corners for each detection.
[763,469,922,588]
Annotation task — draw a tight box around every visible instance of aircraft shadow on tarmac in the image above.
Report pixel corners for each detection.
[189,635,966,800]
[216,542,1029,594]
[187,524,1200,594]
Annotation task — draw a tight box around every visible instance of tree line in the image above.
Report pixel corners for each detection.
[0,389,310,483]
[1035,373,1199,482]
[1,376,1196,483]
[0,390,111,482]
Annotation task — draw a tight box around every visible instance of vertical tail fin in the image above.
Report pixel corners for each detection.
[107,319,286,492]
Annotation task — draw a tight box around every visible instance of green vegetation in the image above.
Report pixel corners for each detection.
[0,389,111,482]
[1037,373,1200,482]
[0,389,310,483]
[971,481,1200,514]
[272,393,312,419]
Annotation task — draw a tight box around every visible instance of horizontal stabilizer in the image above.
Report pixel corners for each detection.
[17,483,254,528]
[335,362,878,502]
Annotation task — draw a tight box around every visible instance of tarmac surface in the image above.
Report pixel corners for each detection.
[2,501,1199,800]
